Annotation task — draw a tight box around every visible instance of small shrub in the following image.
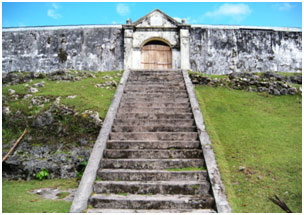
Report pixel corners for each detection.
[58,48,68,63]
[77,160,88,178]
[35,169,49,180]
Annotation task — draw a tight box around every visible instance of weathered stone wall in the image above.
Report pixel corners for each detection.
[2,26,124,73]
[190,27,302,74]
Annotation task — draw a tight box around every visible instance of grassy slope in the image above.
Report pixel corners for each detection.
[2,71,122,119]
[2,71,123,213]
[195,86,301,213]
[2,71,122,147]
[2,179,78,213]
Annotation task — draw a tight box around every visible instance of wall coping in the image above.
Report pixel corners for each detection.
[191,24,301,32]
[3,24,301,33]
[2,24,122,32]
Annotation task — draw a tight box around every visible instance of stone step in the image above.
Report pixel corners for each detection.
[89,193,215,209]
[128,78,184,83]
[113,119,195,127]
[106,140,201,150]
[119,102,190,108]
[103,149,203,159]
[87,208,216,213]
[109,132,198,141]
[129,75,183,78]
[125,85,186,91]
[128,74,184,79]
[117,107,191,114]
[100,159,204,169]
[130,70,182,75]
[115,113,193,120]
[123,93,188,98]
[93,180,210,195]
[97,169,207,181]
[121,97,189,103]
[112,125,196,132]
[124,89,187,94]
[127,81,185,86]
[129,71,183,76]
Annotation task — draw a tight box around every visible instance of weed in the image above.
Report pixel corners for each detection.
[35,169,49,181]
[192,185,199,190]
[77,161,88,178]
[117,193,128,196]
[56,192,70,199]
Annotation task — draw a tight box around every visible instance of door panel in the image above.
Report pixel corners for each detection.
[141,43,172,69]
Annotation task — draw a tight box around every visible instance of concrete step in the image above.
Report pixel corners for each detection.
[115,113,193,120]
[123,93,188,98]
[119,102,190,109]
[103,149,203,159]
[87,208,216,213]
[113,119,195,127]
[109,132,198,141]
[112,125,196,132]
[93,180,210,195]
[106,140,201,150]
[121,97,189,103]
[97,169,208,181]
[117,107,191,114]
[89,193,215,209]
[100,159,204,169]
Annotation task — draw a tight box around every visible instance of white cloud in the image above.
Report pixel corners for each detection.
[205,3,251,22]
[47,9,62,19]
[116,3,130,16]
[47,3,62,19]
[51,3,59,10]
[173,17,182,23]
[277,3,293,11]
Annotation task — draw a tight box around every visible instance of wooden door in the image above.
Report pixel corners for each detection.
[141,41,172,69]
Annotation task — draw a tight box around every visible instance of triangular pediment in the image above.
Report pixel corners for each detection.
[133,9,180,28]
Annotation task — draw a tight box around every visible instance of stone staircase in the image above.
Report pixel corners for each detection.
[87,70,216,213]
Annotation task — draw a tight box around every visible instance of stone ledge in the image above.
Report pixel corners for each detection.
[182,70,232,213]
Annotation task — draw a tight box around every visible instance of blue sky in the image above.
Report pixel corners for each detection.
[2,2,302,28]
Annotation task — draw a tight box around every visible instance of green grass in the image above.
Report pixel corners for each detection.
[117,193,128,196]
[2,70,123,147]
[2,70,123,119]
[194,86,302,213]
[189,71,227,79]
[165,167,206,171]
[57,192,70,199]
[2,179,78,213]
[277,72,301,77]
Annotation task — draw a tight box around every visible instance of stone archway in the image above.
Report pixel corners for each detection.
[141,40,172,69]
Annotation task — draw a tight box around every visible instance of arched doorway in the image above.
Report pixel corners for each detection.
[141,40,172,69]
